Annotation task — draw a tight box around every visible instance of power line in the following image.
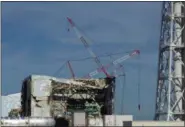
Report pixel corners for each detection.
[69,50,135,62]
[53,50,138,78]
[53,61,67,77]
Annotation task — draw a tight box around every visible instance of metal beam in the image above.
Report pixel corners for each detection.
[155,1,185,121]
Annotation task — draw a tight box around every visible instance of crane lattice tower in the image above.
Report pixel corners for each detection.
[155,1,185,121]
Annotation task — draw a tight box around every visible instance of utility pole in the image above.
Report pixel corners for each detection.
[155,2,185,121]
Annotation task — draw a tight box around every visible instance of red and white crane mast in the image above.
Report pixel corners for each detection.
[67,17,111,78]
[66,17,141,113]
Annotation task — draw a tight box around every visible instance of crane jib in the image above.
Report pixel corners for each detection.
[80,36,89,48]
[67,17,115,78]
[79,36,103,68]
[83,50,140,78]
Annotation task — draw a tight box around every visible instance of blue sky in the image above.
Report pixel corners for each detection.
[2,2,162,120]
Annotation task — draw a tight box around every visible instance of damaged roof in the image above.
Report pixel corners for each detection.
[51,78,108,90]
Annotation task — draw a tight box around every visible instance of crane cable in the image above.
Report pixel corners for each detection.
[137,54,141,111]
[106,53,126,114]
[121,73,126,114]
[53,61,67,77]
[69,50,137,62]
[106,54,117,114]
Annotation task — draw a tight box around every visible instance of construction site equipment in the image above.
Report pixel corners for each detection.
[155,1,185,121]
[67,17,111,78]
[83,50,140,78]
[67,17,141,113]
[67,17,140,79]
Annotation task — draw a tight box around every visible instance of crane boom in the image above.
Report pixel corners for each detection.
[108,54,124,77]
[67,17,111,78]
[84,49,140,78]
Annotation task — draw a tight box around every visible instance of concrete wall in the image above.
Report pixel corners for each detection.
[132,121,184,127]
[30,75,52,117]
[104,115,133,126]
[72,112,87,126]
[88,117,103,126]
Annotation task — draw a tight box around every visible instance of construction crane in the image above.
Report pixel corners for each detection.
[67,17,141,113]
[83,50,140,79]
[67,17,140,78]
[66,50,140,113]
[65,50,140,79]
[67,17,111,78]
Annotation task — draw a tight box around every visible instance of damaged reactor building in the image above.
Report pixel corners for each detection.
[20,75,115,126]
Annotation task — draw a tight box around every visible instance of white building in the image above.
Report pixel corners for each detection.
[1,93,21,117]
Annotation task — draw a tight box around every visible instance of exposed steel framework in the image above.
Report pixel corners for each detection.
[155,1,185,121]
[20,75,115,118]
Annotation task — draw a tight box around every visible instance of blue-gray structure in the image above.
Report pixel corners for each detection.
[155,1,185,121]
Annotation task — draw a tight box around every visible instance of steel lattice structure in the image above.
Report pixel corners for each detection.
[155,2,185,121]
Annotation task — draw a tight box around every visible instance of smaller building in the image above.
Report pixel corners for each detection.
[1,93,21,117]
